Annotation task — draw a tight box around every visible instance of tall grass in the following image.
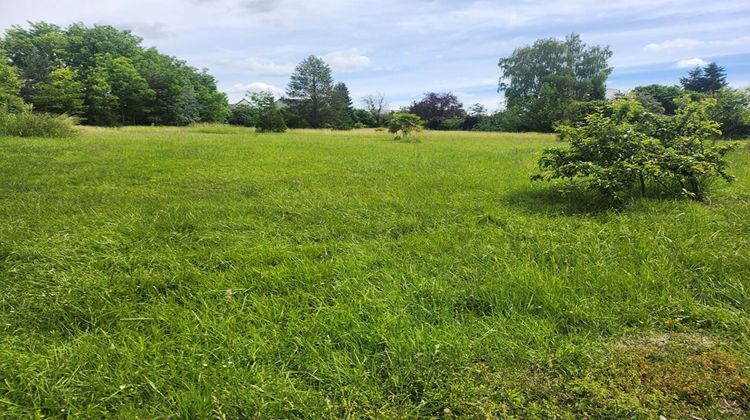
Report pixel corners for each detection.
[0,111,77,138]
[0,127,748,417]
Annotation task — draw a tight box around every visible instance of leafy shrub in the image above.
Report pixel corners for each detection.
[0,109,77,137]
[227,104,254,127]
[246,92,286,133]
[387,113,423,139]
[533,97,737,202]
[254,107,287,133]
[441,116,465,131]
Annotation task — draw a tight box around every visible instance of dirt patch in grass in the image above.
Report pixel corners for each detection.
[506,332,750,418]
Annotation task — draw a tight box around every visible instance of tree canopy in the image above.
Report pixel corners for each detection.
[680,62,728,93]
[497,33,612,132]
[407,92,465,130]
[0,22,228,125]
[285,55,334,128]
[0,49,25,113]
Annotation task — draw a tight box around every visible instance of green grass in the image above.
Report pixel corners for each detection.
[1,126,749,418]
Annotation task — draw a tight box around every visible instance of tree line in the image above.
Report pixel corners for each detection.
[0,22,228,126]
[2,22,748,139]
[474,33,749,139]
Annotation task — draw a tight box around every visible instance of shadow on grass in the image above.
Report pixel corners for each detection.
[501,185,616,216]
[502,178,725,216]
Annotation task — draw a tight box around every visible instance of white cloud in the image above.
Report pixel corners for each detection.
[644,38,703,52]
[224,57,296,76]
[225,82,285,98]
[675,58,707,68]
[645,35,750,52]
[323,49,372,72]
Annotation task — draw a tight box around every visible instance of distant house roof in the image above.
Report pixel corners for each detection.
[229,98,251,109]
[229,97,287,109]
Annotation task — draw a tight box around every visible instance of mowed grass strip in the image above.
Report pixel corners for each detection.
[1,127,749,417]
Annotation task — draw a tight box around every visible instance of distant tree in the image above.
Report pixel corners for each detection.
[31,67,85,116]
[498,33,612,131]
[387,113,423,139]
[458,103,487,130]
[703,63,728,92]
[361,93,388,126]
[228,104,254,127]
[710,88,750,138]
[191,70,229,123]
[680,67,705,92]
[1,22,228,126]
[84,64,119,126]
[246,91,286,132]
[63,23,143,71]
[0,22,66,101]
[632,84,683,114]
[681,62,728,93]
[408,92,465,130]
[352,108,376,127]
[100,55,154,124]
[331,82,354,130]
[631,90,666,114]
[286,55,334,128]
[469,103,488,117]
[0,49,25,113]
[170,86,200,126]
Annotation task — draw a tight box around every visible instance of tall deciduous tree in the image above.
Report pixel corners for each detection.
[100,55,154,124]
[0,22,66,101]
[32,67,85,116]
[1,22,228,126]
[0,49,25,113]
[362,93,387,126]
[407,92,465,130]
[498,33,612,131]
[85,64,119,126]
[286,55,334,128]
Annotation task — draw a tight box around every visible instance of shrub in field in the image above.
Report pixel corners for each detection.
[247,91,287,133]
[387,113,423,140]
[228,104,254,127]
[533,97,736,202]
[0,109,77,137]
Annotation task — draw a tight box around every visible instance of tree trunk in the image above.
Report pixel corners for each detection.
[689,175,703,201]
[639,174,646,196]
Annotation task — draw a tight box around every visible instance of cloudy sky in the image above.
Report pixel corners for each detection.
[1,0,749,110]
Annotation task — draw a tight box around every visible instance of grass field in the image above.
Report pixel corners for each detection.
[1,126,750,418]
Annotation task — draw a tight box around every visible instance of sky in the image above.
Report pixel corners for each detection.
[1,0,749,111]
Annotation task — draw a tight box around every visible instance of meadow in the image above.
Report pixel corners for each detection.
[1,127,749,418]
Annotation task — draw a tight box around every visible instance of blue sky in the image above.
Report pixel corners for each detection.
[1,0,749,110]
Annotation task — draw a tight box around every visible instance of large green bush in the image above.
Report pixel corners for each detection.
[248,92,287,133]
[533,97,736,202]
[227,104,254,127]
